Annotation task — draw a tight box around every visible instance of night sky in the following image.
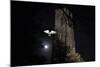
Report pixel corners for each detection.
[11,1,95,66]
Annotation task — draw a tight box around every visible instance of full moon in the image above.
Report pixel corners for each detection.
[44,45,48,49]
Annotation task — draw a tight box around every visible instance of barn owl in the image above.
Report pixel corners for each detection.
[43,30,56,36]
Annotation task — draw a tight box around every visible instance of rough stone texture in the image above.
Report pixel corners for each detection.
[55,8,82,62]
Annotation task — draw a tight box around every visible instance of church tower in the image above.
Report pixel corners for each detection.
[55,8,82,62]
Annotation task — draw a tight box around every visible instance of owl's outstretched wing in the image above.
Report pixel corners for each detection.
[43,30,50,34]
[50,30,56,34]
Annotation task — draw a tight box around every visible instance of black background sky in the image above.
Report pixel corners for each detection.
[11,1,95,66]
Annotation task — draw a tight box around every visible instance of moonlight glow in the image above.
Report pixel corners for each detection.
[44,45,48,49]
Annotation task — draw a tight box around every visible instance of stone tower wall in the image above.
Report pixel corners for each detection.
[55,8,82,62]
